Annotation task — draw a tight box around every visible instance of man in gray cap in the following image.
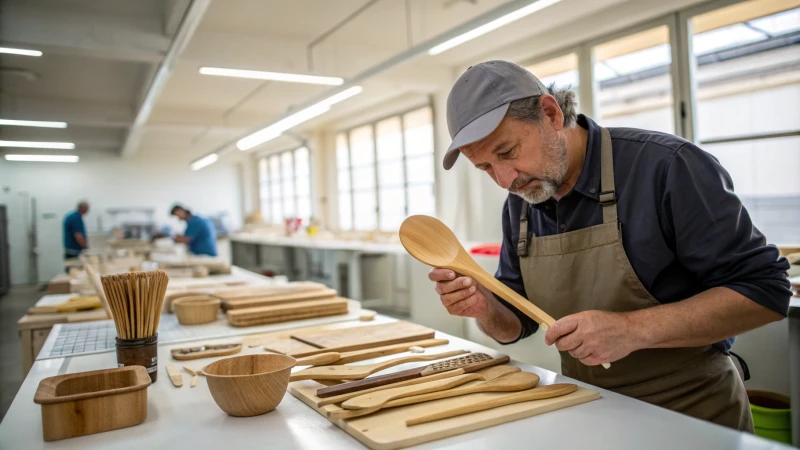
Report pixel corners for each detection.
[429,60,791,431]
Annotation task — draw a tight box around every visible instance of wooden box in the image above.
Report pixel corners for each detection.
[33,366,151,441]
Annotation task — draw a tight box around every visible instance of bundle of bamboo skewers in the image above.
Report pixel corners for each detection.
[101,270,169,339]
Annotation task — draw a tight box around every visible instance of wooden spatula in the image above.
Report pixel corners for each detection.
[400,215,610,369]
[341,365,523,410]
[293,338,450,367]
[289,350,468,382]
[405,383,578,426]
[317,369,465,407]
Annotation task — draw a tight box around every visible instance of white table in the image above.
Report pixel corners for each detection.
[0,321,790,449]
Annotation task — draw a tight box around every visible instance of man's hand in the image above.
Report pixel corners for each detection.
[428,268,493,319]
[544,310,643,366]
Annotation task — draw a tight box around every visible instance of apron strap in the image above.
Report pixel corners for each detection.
[599,127,618,224]
[517,201,529,257]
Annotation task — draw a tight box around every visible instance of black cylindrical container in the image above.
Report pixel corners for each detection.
[116,334,158,383]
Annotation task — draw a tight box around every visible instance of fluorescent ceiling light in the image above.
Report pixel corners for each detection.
[4,154,78,162]
[0,119,67,128]
[0,47,42,57]
[428,0,562,55]
[237,86,363,151]
[0,140,75,149]
[190,153,218,171]
[199,67,344,86]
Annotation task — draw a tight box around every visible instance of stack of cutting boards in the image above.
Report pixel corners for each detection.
[218,282,349,327]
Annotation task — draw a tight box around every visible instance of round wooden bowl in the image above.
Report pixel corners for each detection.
[172,296,221,325]
[202,354,296,417]
[165,291,210,313]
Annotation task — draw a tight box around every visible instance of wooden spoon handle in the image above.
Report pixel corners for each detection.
[406,383,578,426]
[361,350,468,376]
[291,350,468,381]
[317,369,465,407]
[342,373,481,410]
[294,352,341,366]
[462,267,612,370]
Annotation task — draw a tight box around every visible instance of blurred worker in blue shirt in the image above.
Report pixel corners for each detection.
[169,204,218,256]
[63,201,89,260]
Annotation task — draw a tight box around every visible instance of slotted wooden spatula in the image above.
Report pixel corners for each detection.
[405,383,578,426]
[289,350,468,382]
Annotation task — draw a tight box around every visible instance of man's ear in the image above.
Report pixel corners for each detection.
[539,94,564,131]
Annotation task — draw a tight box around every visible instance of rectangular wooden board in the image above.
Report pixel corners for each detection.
[214,282,328,301]
[292,321,435,354]
[262,338,322,355]
[289,380,600,450]
[227,298,348,319]
[223,289,338,310]
[229,308,349,327]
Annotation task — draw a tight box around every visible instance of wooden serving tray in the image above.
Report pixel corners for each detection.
[33,366,151,441]
[289,379,600,450]
[291,321,435,355]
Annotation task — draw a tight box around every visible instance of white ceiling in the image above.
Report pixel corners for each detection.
[0,0,708,165]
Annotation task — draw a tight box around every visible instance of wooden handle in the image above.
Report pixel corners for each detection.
[291,350,468,382]
[317,369,465,406]
[336,339,450,365]
[294,352,341,367]
[405,383,578,426]
[461,265,555,329]
[342,373,480,410]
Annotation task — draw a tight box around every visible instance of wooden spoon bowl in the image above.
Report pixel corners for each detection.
[202,354,296,417]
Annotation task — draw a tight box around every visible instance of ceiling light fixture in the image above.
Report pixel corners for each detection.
[0,140,75,149]
[199,67,344,86]
[190,153,218,171]
[0,47,43,57]
[428,0,562,55]
[4,154,79,163]
[0,119,67,128]
[237,86,363,151]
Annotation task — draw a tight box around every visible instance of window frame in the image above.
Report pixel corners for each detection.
[257,146,313,225]
[336,104,436,231]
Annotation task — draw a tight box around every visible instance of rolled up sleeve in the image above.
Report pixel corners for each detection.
[493,197,539,344]
[662,143,792,315]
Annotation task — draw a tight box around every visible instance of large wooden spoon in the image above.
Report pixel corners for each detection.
[405,383,578,426]
[400,215,610,369]
[399,215,556,329]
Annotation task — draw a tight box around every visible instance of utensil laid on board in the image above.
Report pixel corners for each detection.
[171,343,243,360]
[328,366,528,420]
[341,365,525,410]
[316,370,464,407]
[399,215,611,370]
[292,338,450,367]
[316,353,510,398]
[405,383,578,426]
[166,365,183,387]
[289,350,468,382]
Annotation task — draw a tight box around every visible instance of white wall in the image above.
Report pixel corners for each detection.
[0,151,242,285]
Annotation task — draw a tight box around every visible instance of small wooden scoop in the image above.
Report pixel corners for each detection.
[399,215,610,370]
[405,383,578,426]
[289,350,468,382]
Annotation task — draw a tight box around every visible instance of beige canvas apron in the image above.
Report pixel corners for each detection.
[517,127,753,431]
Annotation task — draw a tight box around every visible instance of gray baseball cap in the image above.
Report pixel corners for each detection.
[444,60,548,170]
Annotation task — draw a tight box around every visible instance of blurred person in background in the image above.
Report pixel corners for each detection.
[166,204,218,257]
[63,201,89,261]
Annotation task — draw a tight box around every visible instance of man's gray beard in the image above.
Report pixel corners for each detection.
[513,180,559,204]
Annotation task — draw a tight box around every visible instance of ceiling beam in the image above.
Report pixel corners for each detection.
[0,4,171,63]
[164,0,192,36]
[120,0,212,158]
[0,97,134,129]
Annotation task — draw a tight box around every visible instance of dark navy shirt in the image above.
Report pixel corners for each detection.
[63,210,86,256]
[495,115,792,352]
[184,215,218,257]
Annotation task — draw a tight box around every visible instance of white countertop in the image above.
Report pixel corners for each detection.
[230,232,408,254]
[0,319,788,449]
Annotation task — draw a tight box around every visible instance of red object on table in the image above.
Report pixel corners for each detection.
[469,243,502,256]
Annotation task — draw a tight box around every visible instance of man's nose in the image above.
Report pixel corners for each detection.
[494,165,518,190]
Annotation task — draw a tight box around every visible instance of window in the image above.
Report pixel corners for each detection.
[525,52,580,107]
[689,1,800,244]
[257,147,312,225]
[336,106,436,231]
[593,25,675,133]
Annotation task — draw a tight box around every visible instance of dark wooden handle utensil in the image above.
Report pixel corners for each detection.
[316,353,510,398]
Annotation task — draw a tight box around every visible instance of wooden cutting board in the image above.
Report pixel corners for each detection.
[223,289,339,310]
[229,308,349,327]
[292,321,435,354]
[263,339,322,355]
[214,282,328,301]
[289,380,599,450]
[227,298,348,319]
